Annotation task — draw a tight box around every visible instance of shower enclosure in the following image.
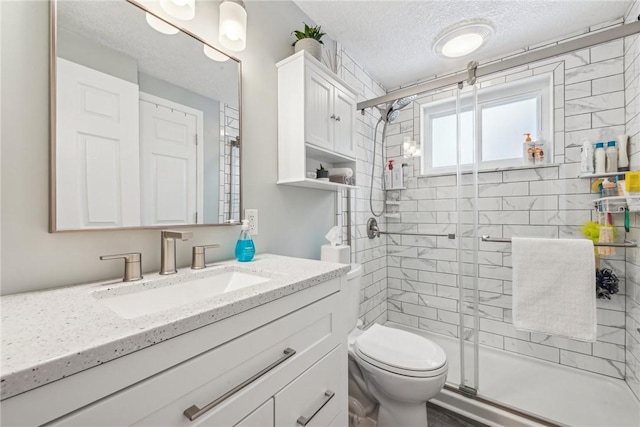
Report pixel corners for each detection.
[363,18,640,427]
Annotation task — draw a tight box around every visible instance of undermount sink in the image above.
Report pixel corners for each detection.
[95,269,272,319]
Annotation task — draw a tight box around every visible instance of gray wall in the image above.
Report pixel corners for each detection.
[1,0,335,294]
[57,27,138,84]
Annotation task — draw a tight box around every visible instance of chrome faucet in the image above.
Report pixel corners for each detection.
[160,230,193,275]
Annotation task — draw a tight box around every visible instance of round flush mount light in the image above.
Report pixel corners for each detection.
[145,13,179,35]
[160,0,195,21]
[433,22,494,58]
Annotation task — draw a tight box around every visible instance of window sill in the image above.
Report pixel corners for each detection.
[420,163,560,178]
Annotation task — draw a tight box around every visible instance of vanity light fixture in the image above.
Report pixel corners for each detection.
[434,22,493,58]
[160,0,195,21]
[219,0,247,52]
[204,45,230,62]
[145,13,179,35]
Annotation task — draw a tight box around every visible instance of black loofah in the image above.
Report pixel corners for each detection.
[595,268,619,299]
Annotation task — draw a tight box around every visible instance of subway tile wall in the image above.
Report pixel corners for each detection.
[384,24,634,378]
[335,47,389,327]
[219,104,240,223]
[624,0,640,402]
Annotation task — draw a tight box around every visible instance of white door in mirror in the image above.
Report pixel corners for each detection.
[56,58,141,229]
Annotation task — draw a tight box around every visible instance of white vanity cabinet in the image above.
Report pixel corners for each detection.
[277,51,357,191]
[1,278,347,427]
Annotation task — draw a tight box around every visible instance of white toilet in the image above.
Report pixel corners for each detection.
[346,264,448,427]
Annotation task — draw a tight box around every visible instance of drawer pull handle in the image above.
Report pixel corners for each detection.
[183,347,296,421]
[296,390,335,426]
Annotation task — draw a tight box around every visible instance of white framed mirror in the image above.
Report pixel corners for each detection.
[50,0,241,232]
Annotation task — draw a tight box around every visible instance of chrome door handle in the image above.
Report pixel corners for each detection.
[296,390,335,426]
[183,348,296,421]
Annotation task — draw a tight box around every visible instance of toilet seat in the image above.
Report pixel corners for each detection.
[354,324,447,378]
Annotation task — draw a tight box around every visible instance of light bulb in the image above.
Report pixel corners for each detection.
[145,13,179,35]
[219,1,247,52]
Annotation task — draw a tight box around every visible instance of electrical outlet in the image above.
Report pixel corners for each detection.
[245,209,258,235]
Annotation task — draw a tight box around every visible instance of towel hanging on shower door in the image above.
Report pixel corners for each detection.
[511,237,596,342]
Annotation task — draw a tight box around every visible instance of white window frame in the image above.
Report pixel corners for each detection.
[420,73,554,175]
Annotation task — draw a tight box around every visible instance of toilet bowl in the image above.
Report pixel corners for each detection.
[346,264,448,427]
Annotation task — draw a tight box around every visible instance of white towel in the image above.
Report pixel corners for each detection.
[512,237,596,342]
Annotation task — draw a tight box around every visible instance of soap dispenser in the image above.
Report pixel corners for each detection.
[235,220,255,262]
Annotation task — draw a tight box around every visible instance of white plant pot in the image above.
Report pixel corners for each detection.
[294,38,322,61]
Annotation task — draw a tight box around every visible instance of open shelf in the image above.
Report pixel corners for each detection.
[277,178,357,191]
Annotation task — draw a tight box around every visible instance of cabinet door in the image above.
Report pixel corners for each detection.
[234,398,274,427]
[275,346,344,427]
[332,88,356,159]
[305,69,333,151]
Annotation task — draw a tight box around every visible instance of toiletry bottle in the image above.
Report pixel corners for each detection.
[235,219,255,262]
[534,137,545,163]
[602,178,617,197]
[606,141,618,173]
[617,134,629,171]
[594,142,606,175]
[580,140,594,174]
[523,133,535,165]
[402,163,409,184]
[385,160,394,189]
[392,161,403,188]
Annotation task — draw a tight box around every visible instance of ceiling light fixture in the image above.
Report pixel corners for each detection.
[145,13,179,35]
[160,0,195,21]
[219,0,247,52]
[434,22,493,59]
[203,45,230,62]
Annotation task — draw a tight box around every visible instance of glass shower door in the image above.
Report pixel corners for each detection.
[455,82,480,395]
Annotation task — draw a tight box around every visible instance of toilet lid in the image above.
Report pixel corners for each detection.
[354,324,446,373]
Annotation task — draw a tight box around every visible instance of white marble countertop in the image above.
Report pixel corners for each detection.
[0,254,350,400]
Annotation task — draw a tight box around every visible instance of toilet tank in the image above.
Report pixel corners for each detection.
[346,264,363,331]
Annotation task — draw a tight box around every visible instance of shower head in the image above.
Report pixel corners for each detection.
[379,94,417,123]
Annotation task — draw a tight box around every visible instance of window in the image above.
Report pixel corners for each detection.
[421,73,553,174]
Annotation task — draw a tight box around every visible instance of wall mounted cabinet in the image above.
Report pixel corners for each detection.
[277,51,357,191]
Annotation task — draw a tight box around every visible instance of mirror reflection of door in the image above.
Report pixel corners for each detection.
[56,58,141,229]
[139,94,204,225]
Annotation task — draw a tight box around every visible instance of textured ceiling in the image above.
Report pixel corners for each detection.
[57,1,239,107]
[294,0,634,90]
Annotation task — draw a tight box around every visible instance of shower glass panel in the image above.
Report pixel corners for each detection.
[456,83,480,393]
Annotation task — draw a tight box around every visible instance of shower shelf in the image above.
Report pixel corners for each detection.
[579,171,627,179]
[385,201,401,205]
[386,187,406,191]
[383,213,400,219]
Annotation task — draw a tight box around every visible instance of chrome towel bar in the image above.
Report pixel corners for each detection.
[367,218,455,240]
[481,235,637,248]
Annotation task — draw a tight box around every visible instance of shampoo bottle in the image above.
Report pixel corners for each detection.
[606,141,618,173]
[580,140,594,174]
[594,142,606,175]
[523,133,535,165]
[617,134,629,171]
[235,219,255,262]
[385,160,394,189]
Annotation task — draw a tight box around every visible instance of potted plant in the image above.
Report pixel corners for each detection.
[316,164,329,181]
[292,23,326,61]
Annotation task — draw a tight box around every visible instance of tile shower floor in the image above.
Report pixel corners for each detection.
[388,322,640,427]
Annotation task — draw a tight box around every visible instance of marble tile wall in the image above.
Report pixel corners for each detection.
[624,0,640,402]
[219,104,240,223]
[335,47,389,327]
[384,29,632,378]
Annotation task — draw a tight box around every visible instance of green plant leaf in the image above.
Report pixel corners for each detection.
[292,22,325,46]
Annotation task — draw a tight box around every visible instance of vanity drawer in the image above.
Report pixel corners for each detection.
[49,292,342,427]
[275,346,345,427]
